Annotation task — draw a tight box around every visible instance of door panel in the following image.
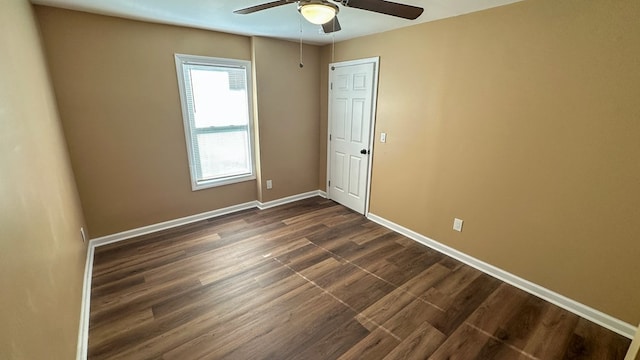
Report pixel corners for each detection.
[333,98,347,140]
[328,61,376,214]
[351,99,365,143]
[348,155,362,197]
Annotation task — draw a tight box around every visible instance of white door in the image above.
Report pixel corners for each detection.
[328,58,379,214]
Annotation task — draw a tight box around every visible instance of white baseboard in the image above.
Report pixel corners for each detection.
[367,213,637,339]
[90,201,257,248]
[625,326,640,360]
[76,243,94,360]
[257,190,324,209]
[90,190,326,248]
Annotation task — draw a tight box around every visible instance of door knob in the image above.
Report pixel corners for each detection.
[360,149,369,155]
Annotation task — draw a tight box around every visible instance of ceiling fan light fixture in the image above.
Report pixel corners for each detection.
[298,1,338,25]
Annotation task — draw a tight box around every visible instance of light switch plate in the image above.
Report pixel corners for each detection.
[380,132,387,143]
[266,180,273,189]
[453,218,464,232]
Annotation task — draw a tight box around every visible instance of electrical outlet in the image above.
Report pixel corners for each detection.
[80,227,87,243]
[453,218,464,232]
[266,180,273,189]
[380,132,387,143]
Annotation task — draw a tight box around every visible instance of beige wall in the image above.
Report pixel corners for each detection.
[35,7,323,237]
[321,0,640,324]
[0,1,87,358]
[252,37,320,202]
[35,7,259,237]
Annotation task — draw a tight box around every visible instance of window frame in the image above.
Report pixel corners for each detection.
[174,53,256,191]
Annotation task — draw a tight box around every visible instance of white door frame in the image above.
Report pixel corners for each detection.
[326,56,380,215]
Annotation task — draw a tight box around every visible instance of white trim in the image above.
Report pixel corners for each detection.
[364,57,380,217]
[325,64,332,196]
[326,57,380,216]
[367,213,637,339]
[89,190,327,248]
[90,201,257,248]
[625,325,640,360]
[329,57,381,69]
[257,191,324,210]
[318,190,327,198]
[76,243,94,360]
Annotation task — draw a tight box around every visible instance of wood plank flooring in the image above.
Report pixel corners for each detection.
[89,197,630,359]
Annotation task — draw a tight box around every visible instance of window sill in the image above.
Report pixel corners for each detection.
[192,174,256,191]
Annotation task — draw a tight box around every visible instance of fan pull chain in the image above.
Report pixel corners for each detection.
[299,17,304,68]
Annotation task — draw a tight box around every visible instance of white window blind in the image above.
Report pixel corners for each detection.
[174,54,255,190]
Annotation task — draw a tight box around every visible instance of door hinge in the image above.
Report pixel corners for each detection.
[328,180,331,187]
[330,82,333,90]
[329,134,332,141]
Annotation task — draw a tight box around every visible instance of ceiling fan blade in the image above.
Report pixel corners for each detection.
[234,0,293,14]
[322,17,342,33]
[343,0,423,20]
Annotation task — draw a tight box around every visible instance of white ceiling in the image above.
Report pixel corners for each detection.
[30,0,523,45]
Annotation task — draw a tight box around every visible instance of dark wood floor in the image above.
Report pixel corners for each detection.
[89,197,630,359]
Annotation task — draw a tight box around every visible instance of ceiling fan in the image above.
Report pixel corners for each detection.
[234,0,424,34]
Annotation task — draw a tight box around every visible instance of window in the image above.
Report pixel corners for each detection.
[174,54,256,190]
